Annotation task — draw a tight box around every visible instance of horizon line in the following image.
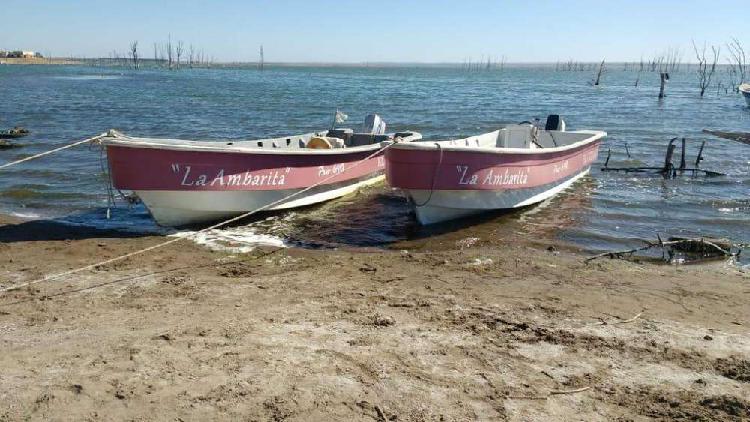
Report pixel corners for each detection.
[39,57,712,67]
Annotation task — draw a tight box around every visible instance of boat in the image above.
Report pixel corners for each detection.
[740,83,750,107]
[102,115,421,226]
[385,116,606,225]
[0,127,30,139]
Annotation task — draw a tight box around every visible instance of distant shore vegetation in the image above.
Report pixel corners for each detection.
[2,37,745,99]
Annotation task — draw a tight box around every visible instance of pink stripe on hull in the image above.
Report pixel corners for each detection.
[107,146,386,191]
[385,141,600,191]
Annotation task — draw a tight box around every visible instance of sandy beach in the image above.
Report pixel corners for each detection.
[0,213,748,421]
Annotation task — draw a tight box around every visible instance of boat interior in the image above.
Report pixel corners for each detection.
[438,116,599,149]
[105,114,421,151]
[192,129,419,150]
[106,129,421,152]
[441,126,595,149]
[229,129,398,150]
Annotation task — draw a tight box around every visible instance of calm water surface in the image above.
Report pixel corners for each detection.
[1,65,748,258]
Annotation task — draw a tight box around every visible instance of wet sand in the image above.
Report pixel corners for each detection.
[0,213,748,421]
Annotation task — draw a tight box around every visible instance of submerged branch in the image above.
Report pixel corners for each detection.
[585,237,736,263]
[702,129,750,146]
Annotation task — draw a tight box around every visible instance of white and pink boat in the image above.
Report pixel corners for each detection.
[103,116,421,226]
[385,117,605,225]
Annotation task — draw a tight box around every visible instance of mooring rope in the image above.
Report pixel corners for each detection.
[0,133,109,171]
[412,143,443,207]
[0,141,395,294]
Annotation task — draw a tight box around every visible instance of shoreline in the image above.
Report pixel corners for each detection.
[0,57,82,66]
[1,212,748,420]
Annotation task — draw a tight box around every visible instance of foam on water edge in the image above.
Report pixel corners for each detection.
[171,227,287,253]
[10,211,41,219]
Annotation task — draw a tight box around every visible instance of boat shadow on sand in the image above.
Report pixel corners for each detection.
[0,207,164,243]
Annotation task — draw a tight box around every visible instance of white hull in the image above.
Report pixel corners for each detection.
[405,168,590,225]
[137,175,384,226]
[740,84,750,107]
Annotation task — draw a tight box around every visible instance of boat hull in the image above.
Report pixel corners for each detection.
[135,174,384,226]
[404,169,590,225]
[106,144,388,226]
[386,138,600,225]
[740,84,750,107]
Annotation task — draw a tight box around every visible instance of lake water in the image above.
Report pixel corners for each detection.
[1,64,749,259]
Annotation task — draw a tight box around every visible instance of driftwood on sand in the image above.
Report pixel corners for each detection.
[585,236,737,263]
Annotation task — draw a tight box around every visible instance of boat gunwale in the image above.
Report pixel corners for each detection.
[101,131,422,156]
[388,129,606,156]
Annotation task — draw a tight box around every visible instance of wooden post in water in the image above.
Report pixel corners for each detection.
[695,141,706,167]
[594,59,605,85]
[679,138,686,170]
[662,138,677,177]
[658,73,669,98]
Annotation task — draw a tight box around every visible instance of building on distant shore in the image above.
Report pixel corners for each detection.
[5,51,40,58]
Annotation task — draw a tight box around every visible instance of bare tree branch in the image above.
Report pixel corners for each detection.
[726,37,747,90]
[166,35,173,70]
[175,41,184,70]
[129,41,139,70]
[693,40,720,97]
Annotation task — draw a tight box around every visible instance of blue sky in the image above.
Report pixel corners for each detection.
[2,0,749,63]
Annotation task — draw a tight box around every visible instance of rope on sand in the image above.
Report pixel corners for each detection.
[507,386,592,400]
[0,133,109,171]
[0,140,396,294]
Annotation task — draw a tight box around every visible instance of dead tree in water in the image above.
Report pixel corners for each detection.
[175,41,184,70]
[593,59,606,85]
[259,45,264,71]
[693,40,720,97]
[166,36,174,70]
[188,44,195,68]
[129,41,139,69]
[726,38,747,89]
[658,72,669,98]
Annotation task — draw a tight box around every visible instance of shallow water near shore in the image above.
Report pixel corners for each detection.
[0,64,748,260]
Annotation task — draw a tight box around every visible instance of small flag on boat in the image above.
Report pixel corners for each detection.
[334,110,348,124]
